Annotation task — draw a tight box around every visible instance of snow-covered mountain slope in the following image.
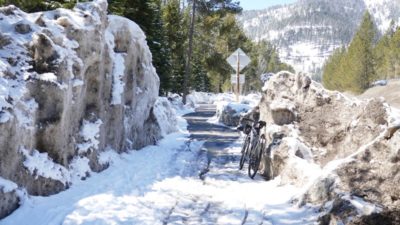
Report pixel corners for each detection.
[237,0,400,75]
[0,0,177,218]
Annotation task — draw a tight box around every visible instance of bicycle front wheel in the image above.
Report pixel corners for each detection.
[239,136,250,170]
[248,136,266,179]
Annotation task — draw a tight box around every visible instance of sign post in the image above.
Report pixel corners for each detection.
[226,48,250,102]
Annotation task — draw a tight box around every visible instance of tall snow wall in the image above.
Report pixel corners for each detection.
[0,0,163,218]
[257,71,400,224]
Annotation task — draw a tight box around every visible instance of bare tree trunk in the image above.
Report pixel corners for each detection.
[182,0,196,104]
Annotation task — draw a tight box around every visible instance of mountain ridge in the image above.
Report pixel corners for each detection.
[237,0,400,76]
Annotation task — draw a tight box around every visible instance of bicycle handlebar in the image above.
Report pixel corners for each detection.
[240,118,266,129]
[241,117,255,122]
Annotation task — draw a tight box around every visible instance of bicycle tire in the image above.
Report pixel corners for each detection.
[248,136,266,179]
[247,147,258,178]
[239,136,250,170]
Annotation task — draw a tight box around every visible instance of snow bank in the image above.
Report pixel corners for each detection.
[110,53,126,105]
[0,177,18,193]
[0,104,203,225]
[167,93,194,115]
[209,101,252,126]
[186,92,214,106]
[153,97,178,137]
[19,148,70,185]
[206,92,261,126]
[258,71,400,223]
[77,119,102,154]
[0,0,165,217]
[69,156,92,182]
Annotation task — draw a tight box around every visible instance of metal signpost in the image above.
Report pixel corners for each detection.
[226,48,250,102]
[230,74,245,84]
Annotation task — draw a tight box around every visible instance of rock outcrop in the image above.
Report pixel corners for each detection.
[0,0,170,218]
[258,71,400,224]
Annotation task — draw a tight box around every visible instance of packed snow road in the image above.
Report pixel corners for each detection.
[1,104,318,225]
[183,104,239,180]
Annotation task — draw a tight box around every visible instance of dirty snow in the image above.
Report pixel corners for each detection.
[69,156,92,183]
[202,92,261,125]
[0,177,18,193]
[153,97,178,137]
[77,119,102,154]
[111,53,126,105]
[0,0,94,129]
[1,103,321,225]
[19,148,70,185]
[342,194,382,215]
[37,73,58,82]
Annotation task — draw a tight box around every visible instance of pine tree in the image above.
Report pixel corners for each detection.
[0,0,91,12]
[346,11,377,93]
[323,11,377,93]
[182,0,243,101]
[192,57,210,92]
[375,30,392,79]
[147,0,171,95]
[322,47,347,91]
[182,0,196,103]
[162,0,186,94]
[389,26,400,78]
[243,40,294,92]
[0,0,44,12]
[108,0,126,15]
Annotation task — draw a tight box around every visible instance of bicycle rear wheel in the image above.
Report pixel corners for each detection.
[239,136,250,170]
[248,136,266,179]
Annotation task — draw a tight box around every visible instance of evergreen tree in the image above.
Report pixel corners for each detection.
[0,0,45,12]
[322,11,377,93]
[243,41,294,92]
[194,10,248,92]
[0,0,90,12]
[322,47,347,91]
[182,0,243,100]
[375,25,393,79]
[346,11,377,92]
[389,27,400,78]
[191,57,210,92]
[162,0,186,94]
[148,0,171,95]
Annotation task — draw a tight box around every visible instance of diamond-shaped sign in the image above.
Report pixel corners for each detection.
[226,48,251,72]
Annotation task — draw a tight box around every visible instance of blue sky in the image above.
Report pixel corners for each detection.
[239,0,297,10]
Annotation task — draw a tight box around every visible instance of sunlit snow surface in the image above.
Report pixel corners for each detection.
[0,106,319,225]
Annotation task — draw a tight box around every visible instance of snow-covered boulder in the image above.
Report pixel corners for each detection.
[213,101,252,126]
[153,97,178,137]
[0,0,165,217]
[258,71,400,223]
[207,93,261,126]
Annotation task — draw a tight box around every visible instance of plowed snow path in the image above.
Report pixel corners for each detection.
[1,104,319,225]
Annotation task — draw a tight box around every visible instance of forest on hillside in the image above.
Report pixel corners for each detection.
[323,12,400,94]
[0,0,293,97]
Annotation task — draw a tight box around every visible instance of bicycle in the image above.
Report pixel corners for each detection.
[237,118,267,179]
